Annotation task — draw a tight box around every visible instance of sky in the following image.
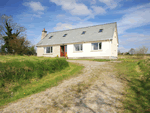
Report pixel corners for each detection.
[0,0,150,53]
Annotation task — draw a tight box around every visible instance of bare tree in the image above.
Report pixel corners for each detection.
[129,48,135,55]
[0,14,26,38]
[118,50,121,55]
[135,46,148,55]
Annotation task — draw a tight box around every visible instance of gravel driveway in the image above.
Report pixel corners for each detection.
[0,60,125,113]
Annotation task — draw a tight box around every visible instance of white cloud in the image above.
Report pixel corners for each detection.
[56,14,82,22]
[54,23,73,31]
[117,5,150,34]
[121,33,150,43]
[117,2,150,14]
[98,0,122,9]
[23,1,47,19]
[50,0,92,16]
[23,1,46,11]
[118,45,130,53]
[90,0,97,4]
[91,6,106,15]
[53,21,100,31]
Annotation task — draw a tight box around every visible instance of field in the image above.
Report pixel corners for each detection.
[0,55,84,107]
[114,55,150,112]
[0,54,150,112]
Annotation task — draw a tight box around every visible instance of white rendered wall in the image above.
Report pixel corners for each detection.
[37,45,60,57]
[111,28,118,57]
[67,41,111,58]
[37,47,44,57]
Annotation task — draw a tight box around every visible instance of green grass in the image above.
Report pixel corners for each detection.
[0,55,84,108]
[114,58,150,113]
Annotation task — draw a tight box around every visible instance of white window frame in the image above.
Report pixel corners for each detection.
[91,42,102,50]
[44,46,53,53]
[74,44,83,51]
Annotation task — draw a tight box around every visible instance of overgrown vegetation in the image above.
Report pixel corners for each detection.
[0,56,84,107]
[114,56,150,113]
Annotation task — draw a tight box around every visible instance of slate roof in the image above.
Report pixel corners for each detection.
[36,22,117,47]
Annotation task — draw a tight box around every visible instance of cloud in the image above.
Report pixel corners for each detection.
[53,23,73,31]
[50,0,92,16]
[119,33,150,53]
[56,14,82,22]
[117,2,150,14]
[90,0,97,4]
[117,4,150,34]
[22,1,47,19]
[91,6,106,15]
[98,0,122,9]
[53,21,101,31]
[23,1,46,11]
[118,45,130,53]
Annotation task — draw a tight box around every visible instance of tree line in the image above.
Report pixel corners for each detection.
[118,46,149,55]
[0,14,36,55]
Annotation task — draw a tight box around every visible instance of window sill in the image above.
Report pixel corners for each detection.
[91,50,102,52]
[43,53,53,55]
[73,51,83,53]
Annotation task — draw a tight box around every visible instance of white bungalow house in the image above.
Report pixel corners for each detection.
[36,22,119,59]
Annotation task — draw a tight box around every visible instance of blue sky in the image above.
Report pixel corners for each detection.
[1,0,150,53]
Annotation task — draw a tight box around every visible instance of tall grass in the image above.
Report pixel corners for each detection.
[115,58,150,112]
[0,56,84,107]
[0,58,68,82]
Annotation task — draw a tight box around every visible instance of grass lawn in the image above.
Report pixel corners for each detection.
[0,55,84,107]
[114,57,150,113]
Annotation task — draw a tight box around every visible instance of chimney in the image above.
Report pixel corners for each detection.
[41,28,47,39]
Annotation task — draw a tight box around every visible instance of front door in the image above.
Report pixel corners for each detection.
[60,45,67,57]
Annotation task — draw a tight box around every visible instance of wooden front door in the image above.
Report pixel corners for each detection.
[60,45,67,57]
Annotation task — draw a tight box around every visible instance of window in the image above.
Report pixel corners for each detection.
[81,31,86,35]
[74,44,83,51]
[91,42,102,50]
[63,34,67,37]
[99,29,103,33]
[45,46,53,53]
[49,36,53,39]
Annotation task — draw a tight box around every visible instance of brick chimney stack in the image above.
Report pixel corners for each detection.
[41,28,47,39]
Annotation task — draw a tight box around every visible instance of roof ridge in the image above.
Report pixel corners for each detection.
[48,22,117,34]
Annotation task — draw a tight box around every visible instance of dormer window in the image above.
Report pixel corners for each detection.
[63,34,67,37]
[99,29,103,33]
[81,31,86,35]
[49,36,53,39]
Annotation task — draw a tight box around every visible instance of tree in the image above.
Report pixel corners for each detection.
[129,48,135,55]
[118,50,121,55]
[0,14,33,55]
[8,35,30,55]
[135,46,148,55]
[0,14,27,54]
[26,45,37,55]
[0,14,26,37]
